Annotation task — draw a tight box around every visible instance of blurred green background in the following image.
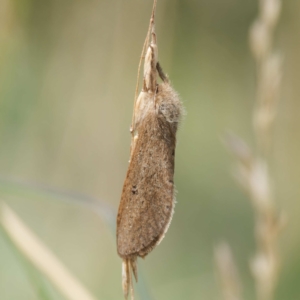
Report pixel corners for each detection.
[0,0,299,299]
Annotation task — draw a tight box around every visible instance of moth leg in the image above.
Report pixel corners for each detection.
[130,257,138,282]
[130,278,135,300]
[122,259,130,299]
[156,62,169,83]
[128,258,136,300]
[122,258,137,300]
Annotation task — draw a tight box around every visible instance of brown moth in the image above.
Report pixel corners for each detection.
[116,14,183,300]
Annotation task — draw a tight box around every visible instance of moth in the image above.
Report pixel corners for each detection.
[116,20,183,299]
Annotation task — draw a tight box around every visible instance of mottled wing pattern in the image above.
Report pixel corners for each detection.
[117,108,176,258]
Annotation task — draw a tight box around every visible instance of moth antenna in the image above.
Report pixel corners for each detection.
[131,0,158,137]
[156,62,169,83]
[150,22,157,46]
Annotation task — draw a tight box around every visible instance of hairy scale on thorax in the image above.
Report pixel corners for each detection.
[116,20,183,300]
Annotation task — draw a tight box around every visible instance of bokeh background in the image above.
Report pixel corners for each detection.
[0,0,299,299]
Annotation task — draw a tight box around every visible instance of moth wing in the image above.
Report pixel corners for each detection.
[117,112,176,258]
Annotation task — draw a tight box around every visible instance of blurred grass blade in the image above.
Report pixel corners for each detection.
[0,226,54,300]
[0,177,116,231]
[215,242,243,300]
[0,201,98,300]
[0,178,154,300]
